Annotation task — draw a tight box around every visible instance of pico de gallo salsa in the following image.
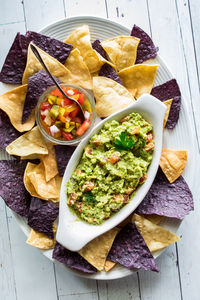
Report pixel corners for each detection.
[39,86,93,141]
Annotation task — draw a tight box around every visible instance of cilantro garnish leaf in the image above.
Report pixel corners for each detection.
[113,132,135,150]
[84,192,95,203]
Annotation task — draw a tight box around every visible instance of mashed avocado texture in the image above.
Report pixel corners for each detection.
[66,112,154,225]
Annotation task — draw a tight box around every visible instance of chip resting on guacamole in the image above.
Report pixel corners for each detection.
[101,36,140,71]
[118,64,158,98]
[93,76,134,117]
[107,223,159,272]
[132,214,180,252]
[136,167,193,219]
[0,85,35,132]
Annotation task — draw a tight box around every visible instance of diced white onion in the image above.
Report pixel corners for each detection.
[67,89,74,96]
[84,111,91,120]
[44,114,52,126]
[49,125,60,136]
[41,109,49,117]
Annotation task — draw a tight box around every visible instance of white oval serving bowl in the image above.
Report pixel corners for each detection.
[56,94,166,251]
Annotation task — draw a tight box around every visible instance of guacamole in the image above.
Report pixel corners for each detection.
[66,112,154,225]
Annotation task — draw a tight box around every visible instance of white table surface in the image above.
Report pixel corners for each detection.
[0,0,200,299]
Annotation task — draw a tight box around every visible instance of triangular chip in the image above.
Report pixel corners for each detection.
[132,214,180,252]
[24,162,59,201]
[0,85,35,132]
[6,126,48,157]
[40,143,58,182]
[101,36,140,71]
[160,148,188,183]
[26,223,57,249]
[64,48,92,89]
[143,214,163,225]
[118,64,158,98]
[64,25,113,73]
[163,99,173,128]
[64,25,101,73]
[78,228,119,271]
[93,76,135,117]
[22,43,71,84]
[104,260,116,272]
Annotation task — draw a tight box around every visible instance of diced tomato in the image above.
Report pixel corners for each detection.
[147,133,153,142]
[73,89,81,95]
[84,182,95,192]
[139,174,147,184]
[145,142,154,151]
[76,120,91,136]
[109,154,120,164]
[77,93,85,105]
[50,88,63,97]
[62,131,73,140]
[69,107,80,118]
[73,117,82,124]
[40,102,52,111]
[62,98,73,106]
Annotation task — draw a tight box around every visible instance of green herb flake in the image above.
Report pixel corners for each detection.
[84,192,96,203]
[113,132,135,150]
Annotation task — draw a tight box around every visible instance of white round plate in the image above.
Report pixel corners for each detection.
[12,16,195,280]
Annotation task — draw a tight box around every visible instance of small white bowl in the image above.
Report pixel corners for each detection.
[56,94,166,251]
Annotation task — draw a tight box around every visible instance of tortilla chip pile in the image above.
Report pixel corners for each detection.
[0,24,194,275]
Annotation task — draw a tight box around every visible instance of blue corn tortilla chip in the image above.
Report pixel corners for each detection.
[54,145,76,177]
[0,33,27,84]
[136,167,193,219]
[0,110,22,150]
[0,31,72,84]
[0,160,31,217]
[107,223,159,272]
[151,79,181,129]
[28,197,59,239]
[24,31,73,65]
[53,242,97,274]
[92,39,108,60]
[99,64,122,85]
[22,70,60,123]
[131,24,158,64]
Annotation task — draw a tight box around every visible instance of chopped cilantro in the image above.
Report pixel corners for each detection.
[84,192,95,203]
[113,132,135,150]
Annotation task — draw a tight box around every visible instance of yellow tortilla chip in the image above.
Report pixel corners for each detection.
[118,64,158,98]
[104,260,116,272]
[101,36,140,71]
[26,223,57,249]
[93,76,135,117]
[78,227,119,271]
[64,48,92,89]
[143,214,163,225]
[40,143,58,182]
[160,148,188,183]
[0,85,35,132]
[24,162,59,201]
[22,43,71,84]
[132,214,180,252]
[163,99,173,128]
[65,25,100,73]
[6,126,48,157]
[65,25,114,73]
